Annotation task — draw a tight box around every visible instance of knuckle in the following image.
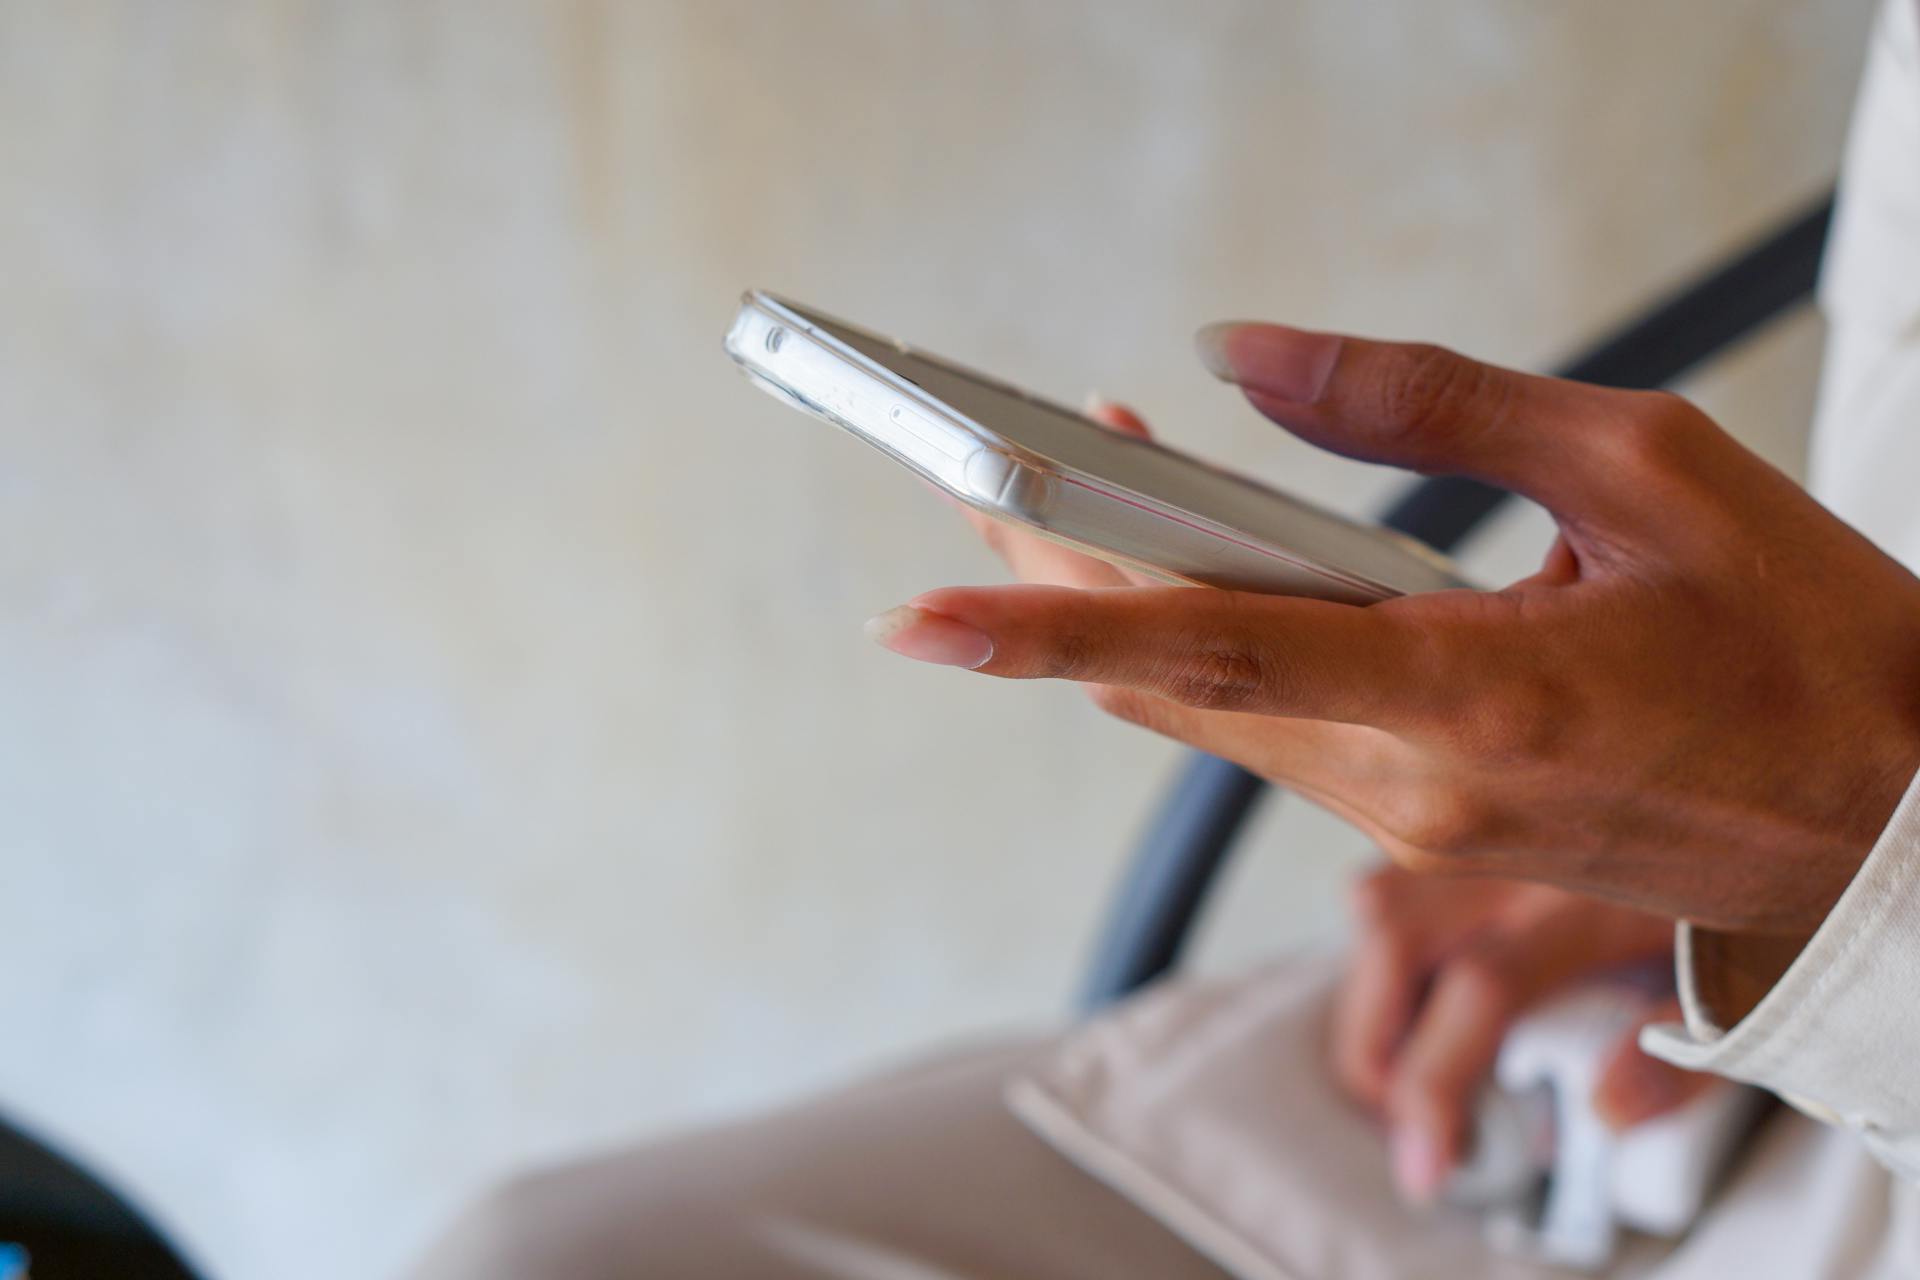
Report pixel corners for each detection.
[1158,641,1275,711]
[1036,623,1101,681]
[1152,605,1289,711]
[1379,344,1489,439]
[1612,390,1706,475]
[1395,789,1495,860]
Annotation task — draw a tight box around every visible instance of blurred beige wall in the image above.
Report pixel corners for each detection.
[0,2,1872,1276]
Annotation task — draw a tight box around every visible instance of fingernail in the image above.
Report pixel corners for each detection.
[1390,1127,1446,1206]
[1194,322,1342,403]
[864,605,994,669]
[1082,390,1118,419]
[1192,323,1242,382]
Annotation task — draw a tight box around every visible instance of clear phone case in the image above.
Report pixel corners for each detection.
[723,291,1469,604]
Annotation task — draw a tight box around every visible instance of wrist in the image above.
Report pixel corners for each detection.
[1765,703,1920,934]
[1700,710,1920,1025]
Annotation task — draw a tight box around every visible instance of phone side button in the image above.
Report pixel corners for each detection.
[960,448,1020,505]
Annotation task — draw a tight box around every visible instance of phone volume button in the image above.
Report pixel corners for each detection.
[961,449,1018,504]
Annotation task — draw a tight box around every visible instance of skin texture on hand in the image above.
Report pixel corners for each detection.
[871,327,1920,933]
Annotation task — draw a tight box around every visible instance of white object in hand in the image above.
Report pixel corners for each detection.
[1444,984,1768,1270]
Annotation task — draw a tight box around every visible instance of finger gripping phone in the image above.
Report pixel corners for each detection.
[722,291,1468,605]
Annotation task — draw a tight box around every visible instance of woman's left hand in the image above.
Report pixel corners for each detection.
[869,326,1920,933]
[1333,865,1718,1202]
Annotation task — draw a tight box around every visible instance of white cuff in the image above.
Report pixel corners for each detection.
[1642,766,1920,1179]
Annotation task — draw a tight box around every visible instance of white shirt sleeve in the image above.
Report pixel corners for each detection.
[1808,0,1920,560]
[1640,0,1920,1181]
[1642,771,1920,1180]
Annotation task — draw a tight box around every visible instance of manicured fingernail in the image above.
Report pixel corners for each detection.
[1194,322,1342,403]
[1390,1127,1446,1205]
[864,606,994,669]
[1193,323,1242,382]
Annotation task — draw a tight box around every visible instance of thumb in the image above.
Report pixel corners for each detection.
[1591,996,1722,1131]
[1195,322,1679,529]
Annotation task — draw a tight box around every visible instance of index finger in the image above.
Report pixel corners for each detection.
[881,583,1454,730]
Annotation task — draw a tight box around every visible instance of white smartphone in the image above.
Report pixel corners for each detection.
[722,291,1470,604]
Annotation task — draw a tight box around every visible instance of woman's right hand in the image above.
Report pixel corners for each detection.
[1332,864,1720,1205]
[944,404,1723,1202]
[882,331,1920,935]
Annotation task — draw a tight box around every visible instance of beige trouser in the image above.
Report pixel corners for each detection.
[405,1038,1233,1280]
[401,954,1916,1280]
